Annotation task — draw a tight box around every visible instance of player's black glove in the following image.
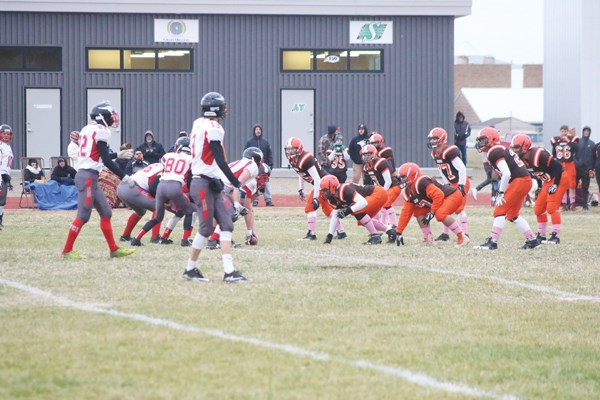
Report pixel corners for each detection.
[421,211,435,225]
[1,174,10,183]
[396,233,404,246]
[312,198,320,210]
[324,233,333,244]
[337,207,353,219]
[298,189,306,202]
[547,184,558,194]
[457,184,466,196]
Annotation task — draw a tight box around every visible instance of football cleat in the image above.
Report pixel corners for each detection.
[110,247,136,258]
[149,236,161,244]
[474,237,498,250]
[386,228,397,242]
[181,239,192,247]
[298,230,317,241]
[435,233,450,242]
[223,270,249,283]
[365,233,383,245]
[206,239,220,249]
[182,267,209,282]
[536,233,547,242]
[61,250,85,260]
[522,238,542,249]
[159,238,173,245]
[543,232,560,245]
[421,233,436,246]
[232,241,242,249]
[456,233,470,248]
[335,231,348,240]
[265,200,274,207]
[119,235,131,242]
[130,238,143,246]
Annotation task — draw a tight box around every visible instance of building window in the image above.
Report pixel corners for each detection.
[0,47,61,71]
[87,48,192,71]
[282,49,382,72]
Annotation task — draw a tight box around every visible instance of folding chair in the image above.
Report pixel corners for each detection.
[19,156,45,208]
[49,156,74,169]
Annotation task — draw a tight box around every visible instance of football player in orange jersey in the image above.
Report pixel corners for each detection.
[427,127,471,241]
[550,125,578,209]
[393,162,468,247]
[319,175,388,244]
[474,127,540,250]
[361,144,401,241]
[285,137,346,241]
[510,134,568,244]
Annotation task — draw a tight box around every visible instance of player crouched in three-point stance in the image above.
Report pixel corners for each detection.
[473,127,540,250]
[510,133,568,244]
[285,137,346,241]
[183,92,248,283]
[319,175,387,245]
[61,101,135,259]
[394,162,468,247]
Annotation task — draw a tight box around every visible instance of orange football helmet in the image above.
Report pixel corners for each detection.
[427,127,448,149]
[510,134,532,157]
[320,174,340,196]
[284,137,304,160]
[475,127,500,153]
[397,162,421,189]
[361,144,378,165]
[369,132,384,150]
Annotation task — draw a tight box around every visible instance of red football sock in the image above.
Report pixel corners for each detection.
[63,217,85,254]
[123,213,142,237]
[100,217,119,252]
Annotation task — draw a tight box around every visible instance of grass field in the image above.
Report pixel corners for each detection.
[1,206,599,399]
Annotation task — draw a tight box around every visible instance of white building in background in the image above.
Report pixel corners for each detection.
[544,0,600,140]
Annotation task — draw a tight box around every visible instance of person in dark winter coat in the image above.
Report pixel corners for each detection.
[245,124,274,206]
[51,157,77,185]
[135,130,165,165]
[348,123,371,184]
[124,150,150,175]
[575,126,596,209]
[454,111,471,164]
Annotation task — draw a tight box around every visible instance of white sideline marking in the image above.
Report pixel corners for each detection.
[0,278,519,400]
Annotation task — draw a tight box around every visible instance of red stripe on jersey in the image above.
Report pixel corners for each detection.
[297,152,313,170]
[414,175,428,195]
[229,159,253,179]
[200,132,215,165]
[532,148,544,168]
[339,183,351,203]
[442,145,459,159]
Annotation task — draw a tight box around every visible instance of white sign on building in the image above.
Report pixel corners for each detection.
[154,19,199,43]
[349,21,393,44]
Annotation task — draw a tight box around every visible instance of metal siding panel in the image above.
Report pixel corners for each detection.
[1,12,453,167]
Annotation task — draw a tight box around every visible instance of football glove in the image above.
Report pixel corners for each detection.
[395,233,404,246]
[547,184,558,194]
[312,198,320,210]
[324,233,333,244]
[337,207,353,219]
[457,184,466,196]
[298,189,306,202]
[421,211,435,225]
[1,173,10,183]
[494,191,506,206]
[122,175,136,188]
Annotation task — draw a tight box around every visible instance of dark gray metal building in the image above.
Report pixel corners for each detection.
[0,1,470,168]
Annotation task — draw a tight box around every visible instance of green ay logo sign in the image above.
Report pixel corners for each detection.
[292,103,305,112]
[356,23,387,41]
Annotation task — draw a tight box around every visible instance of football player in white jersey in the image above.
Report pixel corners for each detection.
[0,124,14,229]
[183,92,248,283]
[61,101,135,259]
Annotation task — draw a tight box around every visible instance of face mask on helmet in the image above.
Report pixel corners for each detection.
[369,133,384,150]
[361,144,377,164]
[319,175,340,197]
[201,92,227,119]
[284,137,303,159]
[243,146,263,165]
[398,163,420,189]
[90,102,118,127]
[509,134,531,157]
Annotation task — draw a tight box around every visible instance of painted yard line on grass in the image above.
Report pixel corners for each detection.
[0,277,519,400]
[257,248,600,303]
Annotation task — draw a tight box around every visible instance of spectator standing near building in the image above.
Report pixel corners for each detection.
[124,150,149,175]
[61,101,135,260]
[575,126,595,210]
[135,130,165,165]
[0,124,14,230]
[454,111,471,164]
[317,125,338,174]
[349,123,370,184]
[245,123,274,206]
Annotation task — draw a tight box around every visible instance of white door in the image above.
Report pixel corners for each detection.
[87,89,122,152]
[25,88,61,162]
[281,89,314,167]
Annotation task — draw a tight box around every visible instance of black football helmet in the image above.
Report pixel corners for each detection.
[243,146,263,165]
[175,137,191,154]
[0,124,13,143]
[90,101,118,127]
[201,92,227,118]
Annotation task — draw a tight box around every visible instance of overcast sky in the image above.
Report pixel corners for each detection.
[454,0,544,64]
